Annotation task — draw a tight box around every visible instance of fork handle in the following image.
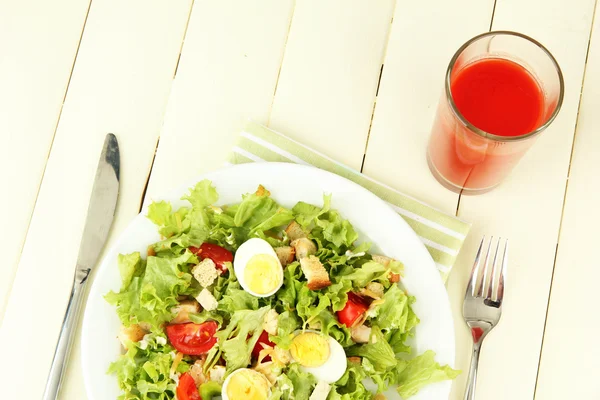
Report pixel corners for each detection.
[464,340,483,400]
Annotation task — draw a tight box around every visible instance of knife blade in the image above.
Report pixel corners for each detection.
[43,134,120,400]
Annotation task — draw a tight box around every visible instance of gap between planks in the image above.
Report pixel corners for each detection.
[532,0,599,396]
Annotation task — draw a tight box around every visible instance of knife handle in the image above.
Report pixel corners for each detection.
[42,267,91,400]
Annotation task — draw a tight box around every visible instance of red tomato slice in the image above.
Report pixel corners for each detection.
[176,373,201,400]
[190,243,233,273]
[337,292,369,327]
[166,322,218,355]
[252,330,275,361]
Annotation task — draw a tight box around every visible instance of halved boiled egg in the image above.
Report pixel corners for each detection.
[234,238,283,297]
[289,330,347,383]
[221,368,271,400]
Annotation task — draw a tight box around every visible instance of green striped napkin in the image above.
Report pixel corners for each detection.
[228,122,470,282]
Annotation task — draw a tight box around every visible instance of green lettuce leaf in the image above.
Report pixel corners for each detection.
[108,333,182,400]
[118,252,145,289]
[270,311,301,349]
[218,287,259,313]
[393,351,460,398]
[215,307,270,372]
[285,363,317,399]
[346,326,396,372]
[147,201,190,238]
[328,360,371,400]
[292,194,331,227]
[373,284,420,332]
[340,261,388,288]
[199,381,222,400]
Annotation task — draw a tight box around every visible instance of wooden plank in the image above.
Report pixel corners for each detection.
[0,0,192,397]
[268,0,396,171]
[535,4,600,399]
[145,0,295,198]
[448,0,596,399]
[361,0,494,215]
[0,0,90,322]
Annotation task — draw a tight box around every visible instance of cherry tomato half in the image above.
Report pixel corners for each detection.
[252,330,275,361]
[176,373,201,400]
[166,321,218,355]
[337,292,369,327]
[190,243,233,273]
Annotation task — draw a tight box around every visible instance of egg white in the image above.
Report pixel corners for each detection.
[291,330,347,384]
[221,368,271,400]
[233,238,283,297]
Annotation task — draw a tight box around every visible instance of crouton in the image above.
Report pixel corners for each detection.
[309,381,332,400]
[291,238,317,260]
[263,309,279,336]
[373,394,388,400]
[351,325,372,343]
[300,256,331,290]
[389,272,401,283]
[118,324,147,348]
[170,300,200,324]
[189,360,207,386]
[285,221,307,241]
[196,288,218,311]
[347,356,361,364]
[360,282,384,299]
[274,246,296,266]
[208,365,226,383]
[192,258,219,287]
[372,254,392,267]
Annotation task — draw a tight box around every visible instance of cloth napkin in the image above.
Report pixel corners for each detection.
[228,122,470,282]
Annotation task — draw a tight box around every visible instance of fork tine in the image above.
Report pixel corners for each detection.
[476,237,493,297]
[486,238,501,300]
[466,236,485,297]
[495,240,508,302]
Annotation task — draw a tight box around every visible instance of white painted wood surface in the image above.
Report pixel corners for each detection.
[0,0,597,398]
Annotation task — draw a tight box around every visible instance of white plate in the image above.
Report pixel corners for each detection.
[81,162,455,400]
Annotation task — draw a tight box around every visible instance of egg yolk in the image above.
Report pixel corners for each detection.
[244,254,282,294]
[226,369,270,400]
[290,332,330,367]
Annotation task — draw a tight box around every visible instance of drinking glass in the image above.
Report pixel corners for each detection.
[427,31,564,194]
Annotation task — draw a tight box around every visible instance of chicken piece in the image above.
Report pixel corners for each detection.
[274,246,296,266]
[263,309,279,336]
[372,254,392,267]
[117,324,147,349]
[196,288,218,311]
[208,365,226,384]
[351,325,372,344]
[272,346,291,365]
[360,282,385,299]
[309,381,332,400]
[192,258,219,287]
[291,238,317,260]
[170,300,200,324]
[285,221,307,241]
[300,256,331,290]
[188,360,208,386]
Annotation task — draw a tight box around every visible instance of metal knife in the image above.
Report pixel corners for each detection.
[43,134,120,400]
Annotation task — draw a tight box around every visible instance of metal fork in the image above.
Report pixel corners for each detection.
[462,236,508,400]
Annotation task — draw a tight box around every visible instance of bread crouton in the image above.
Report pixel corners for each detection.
[192,258,219,287]
[291,238,317,260]
[351,325,372,343]
[285,221,307,241]
[300,256,331,290]
[170,300,200,324]
[196,288,218,311]
[118,324,148,348]
[372,254,392,267]
[274,246,296,266]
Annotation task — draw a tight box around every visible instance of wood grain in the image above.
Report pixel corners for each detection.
[0,1,192,397]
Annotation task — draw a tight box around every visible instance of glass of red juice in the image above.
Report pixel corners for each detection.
[427,31,564,194]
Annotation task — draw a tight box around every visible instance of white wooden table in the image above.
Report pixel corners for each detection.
[0,1,597,399]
